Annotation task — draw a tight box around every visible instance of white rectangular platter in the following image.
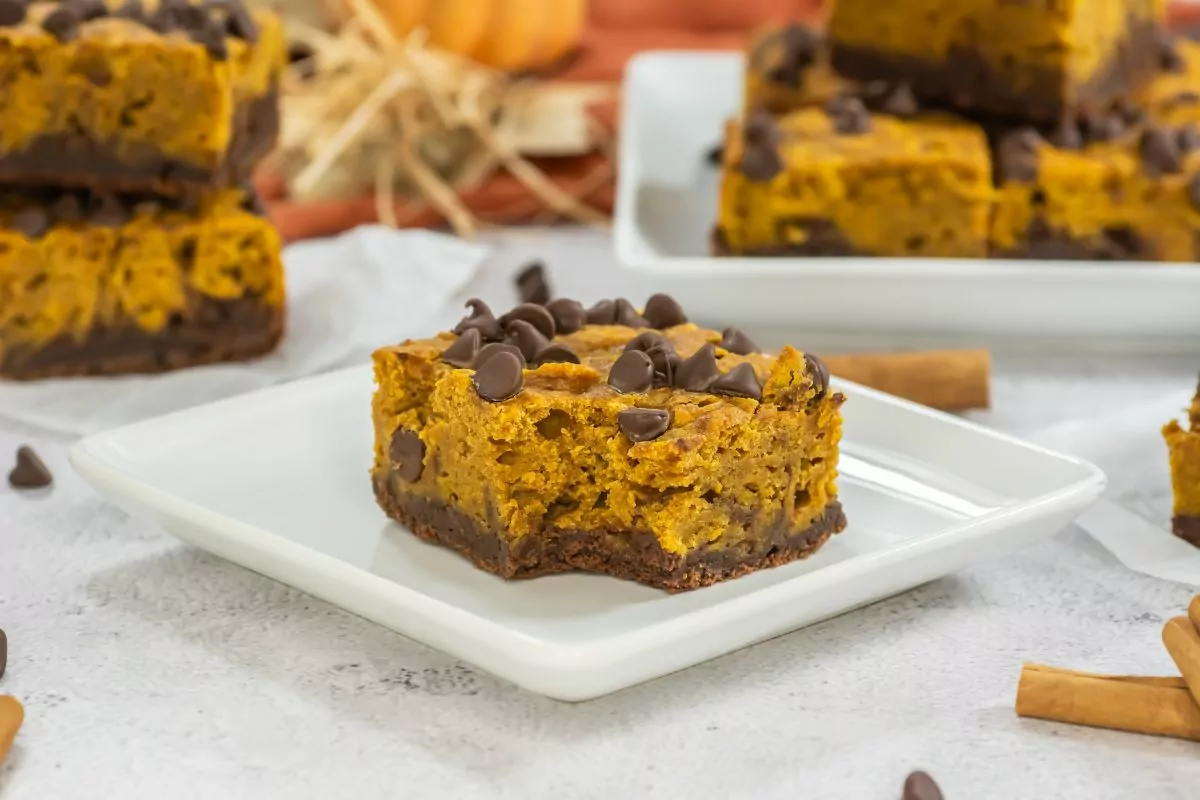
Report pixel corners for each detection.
[614,52,1200,351]
[70,366,1105,701]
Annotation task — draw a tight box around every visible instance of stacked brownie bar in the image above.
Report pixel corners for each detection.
[718,0,1200,262]
[0,0,287,379]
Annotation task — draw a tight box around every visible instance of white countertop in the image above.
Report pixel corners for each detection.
[2,230,1199,799]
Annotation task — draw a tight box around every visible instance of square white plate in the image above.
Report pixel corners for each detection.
[69,366,1105,701]
[614,52,1200,351]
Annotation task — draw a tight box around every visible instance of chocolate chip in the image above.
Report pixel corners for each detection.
[1189,175,1200,211]
[767,23,820,86]
[997,128,1042,183]
[89,194,130,227]
[10,208,49,239]
[607,350,655,394]
[472,351,524,402]
[441,328,482,368]
[642,293,687,329]
[0,628,6,679]
[674,343,720,392]
[740,109,784,182]
[514,260,551,305]
[50,194,83,224]
[613,298,649,328]
[805,352,830,399]
[711,363,763,400]
[114,0,145,21]
[192,19,228,59]
[534,343,580,365]
[389,429,425,482]
[902,771,944,800]
[624,331,669,354]
[720,327,758,355]
[1140,125,1183,176]
[645,346,679,388]
[880,82,918,118]
[1050,119,1083,150]
[828,96,871,135]
[585,299,617,325]
[705,143,723,166]
[475,342,525,370]
[43,6,80,41]
[454,298,502,341]
[224,0,257,43]
[1116,100,1145,127]
[73,0,108,21]
[501,302,556,340]
[0,0,26,27]
[1179,123,1200,155]
[618,408,670,444]
[8,445,52,489]
[175,3,209,30]
[545,298,585,334]
[1083,113,1124,143]
[1159,30,1186,73]
[505,319,550,362]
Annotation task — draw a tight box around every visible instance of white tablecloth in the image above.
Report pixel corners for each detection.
[2,229,1199,799]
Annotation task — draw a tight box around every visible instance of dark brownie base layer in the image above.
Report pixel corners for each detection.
[0,87,279,194]
[711,225,860,257]
[374,474,847,592]
[0,296,284,380]
[1172,515,1200,547]
[832,17,1160,123]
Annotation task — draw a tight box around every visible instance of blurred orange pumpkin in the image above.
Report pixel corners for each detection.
[372,0,588,71]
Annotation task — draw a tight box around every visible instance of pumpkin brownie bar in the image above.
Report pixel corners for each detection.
[1163,385,1200,548]
[0,186,284,378]
[0,0,285,193]
[715,99,992,258]
[371,295,845,592]
[828,0,1164,124]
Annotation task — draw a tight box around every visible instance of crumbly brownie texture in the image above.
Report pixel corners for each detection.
[828,0,1165,124]
[1164,388,1200,548]
[371,295,845,592]
[716,101,992,258]
[0,187,284,378]
[990,119,1200,261]
[744,23,851,116]
[0,0,285,193]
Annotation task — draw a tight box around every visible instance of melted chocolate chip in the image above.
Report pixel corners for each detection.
[43,6,80,42]
[441,328,482,368]
[642,293,688,329]
[607,350,655,394]
[1159,30,1186,73]
[1140,125,1183,176]
[618,408,670,444]
[505,319,551,362]
[475,342,525,370]
[501,302,556,340]
[902,771,944,800]
[1050,119,1083,150]
[804,352,830,399]
[674,343,720,392]
[711,363,763,400]
[545,298,585,334]
[613,298,649,328]
[535,343,580,365]
[585,299,617,325]
[766,23,820,86]
[1180,122,1200,155]
[740,109,784,182]
[880,82,918,118]
[8,445,52,489]
[389,429,425,482]
[0,0,26,27]
[10,208,49,239]
[454,298,503,341]
[720,327,758,355]
[473,351,524,402]
[997,128,1042,183]
[514,260,550,305]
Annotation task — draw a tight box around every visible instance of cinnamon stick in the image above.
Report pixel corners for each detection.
[1015,663,1200,742]
[824,349,991,412]
[1164,616,1200,709]
[0,695,22,763]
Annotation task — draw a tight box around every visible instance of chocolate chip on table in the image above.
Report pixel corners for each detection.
[902,771,944,800]
[1050,119,1083,151]
[42,6,81,42]
[613,298,649,328]
[8,446,52,490]
[805,352,830,399]
[505,319,550,362]
[475,342,525,370]
[585,299,617,325]
[618,408,670,444]
[711,363,763,401]
[441,328,482,368]
[454,298,503,341]
[0,0,26,27]
[534,343,580,365]
[10,208,49,239]
[545,298,585,334]
[642,293,688,329]
[607,350,655,394]
[740,108,784,182]
[389,429,425,482]
[720,327,758,355]
[674,343,720,392]
[1158,30,1186,73]
[1179,122,1200,155]
[472,350,524,402]
[501,302,556,340]
[880,81,918,119]
[514,260,551,305]
[1140,125,1183,176]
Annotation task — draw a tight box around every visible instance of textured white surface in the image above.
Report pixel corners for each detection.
[2,229,1200,798]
